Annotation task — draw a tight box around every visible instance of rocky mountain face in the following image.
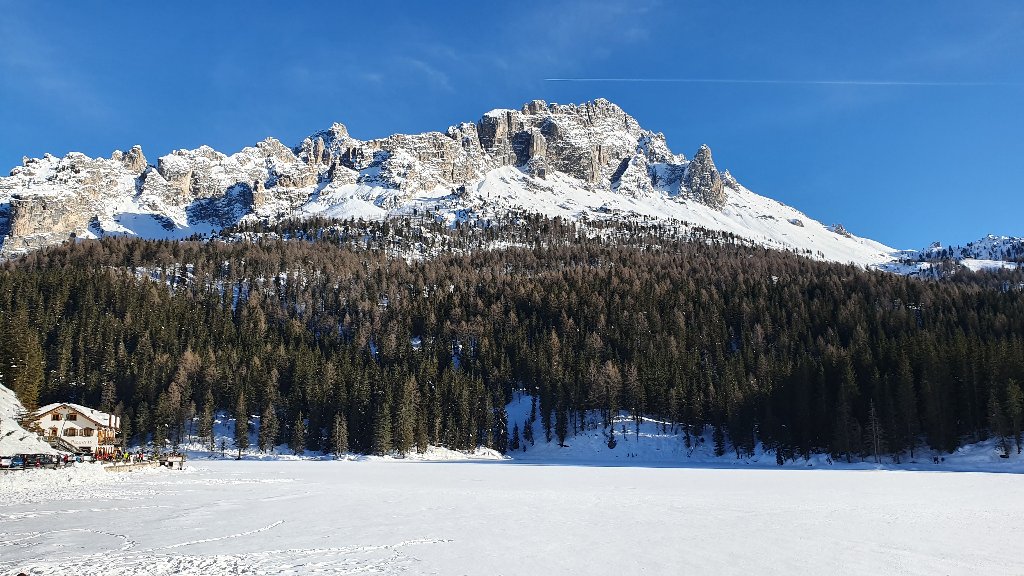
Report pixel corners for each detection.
[17,98,1009,273]
[0,99,739,255]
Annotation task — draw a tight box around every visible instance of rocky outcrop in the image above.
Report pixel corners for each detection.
[830,224,853,238]
[682,144,726,209]
[112,145,147,173]
[0,98,742,254]
[611,154,654,196]
[6,192,94,252]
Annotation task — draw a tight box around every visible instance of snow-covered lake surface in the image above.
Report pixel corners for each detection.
[2,460,1022,575]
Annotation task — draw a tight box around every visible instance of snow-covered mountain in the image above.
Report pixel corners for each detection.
[0,98,1008,271]
[879,235,1024,276]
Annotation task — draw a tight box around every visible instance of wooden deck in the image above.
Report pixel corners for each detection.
[103,461,162,473]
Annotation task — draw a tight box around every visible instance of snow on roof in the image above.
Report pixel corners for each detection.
[36,403,121,429]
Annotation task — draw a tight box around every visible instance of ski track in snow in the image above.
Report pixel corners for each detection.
[4,533,453,576]
[0,505,171,523]
[154,519,285,550]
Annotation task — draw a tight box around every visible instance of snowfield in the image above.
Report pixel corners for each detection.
[2,460,1023,576]
[0,385,57,457]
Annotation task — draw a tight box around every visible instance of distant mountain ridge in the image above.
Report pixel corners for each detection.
[0,98,1014,273]
[881,235,1024,276]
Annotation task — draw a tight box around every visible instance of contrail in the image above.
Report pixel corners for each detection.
[544,78,1020,87]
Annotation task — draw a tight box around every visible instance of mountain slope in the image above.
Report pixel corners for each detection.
[0,383,57,456]
[1,99,896,266]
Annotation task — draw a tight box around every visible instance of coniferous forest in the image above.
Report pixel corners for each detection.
[2,215,1023,462]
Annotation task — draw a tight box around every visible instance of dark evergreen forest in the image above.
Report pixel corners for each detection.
[2,215,1023,462]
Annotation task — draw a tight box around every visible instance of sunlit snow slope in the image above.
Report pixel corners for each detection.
[0,384,56,455]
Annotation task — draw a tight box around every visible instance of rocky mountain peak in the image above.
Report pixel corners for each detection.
[682,144,726,209]
[0,98,744,256]
[112,145,147,173]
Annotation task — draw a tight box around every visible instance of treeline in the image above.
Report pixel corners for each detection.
[2,216,1023,461]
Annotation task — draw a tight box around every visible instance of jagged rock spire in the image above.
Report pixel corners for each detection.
[683,144,726,209]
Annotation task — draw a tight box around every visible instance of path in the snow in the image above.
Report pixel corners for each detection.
[1,460,1022,575]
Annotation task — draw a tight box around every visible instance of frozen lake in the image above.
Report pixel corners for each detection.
[1,460,1022,575]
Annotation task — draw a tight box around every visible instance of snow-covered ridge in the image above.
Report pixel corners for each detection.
[0,98,1011,272]
[878,234,1024,276]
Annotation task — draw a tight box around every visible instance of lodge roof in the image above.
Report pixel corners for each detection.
[36,403,121,429]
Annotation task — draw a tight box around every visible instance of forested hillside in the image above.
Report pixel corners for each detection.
[2,216,1023,462]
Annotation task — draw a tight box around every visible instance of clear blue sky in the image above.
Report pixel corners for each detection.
[2,1,1022,248]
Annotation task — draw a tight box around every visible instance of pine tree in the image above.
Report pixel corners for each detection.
[394,377,417,454]
[198,391,215,450]
[988,386,1010,456]
[8,327,44,423]
[290,412,307,456]
[607,425,617,449]
[894,356,920,460]
[234,392,249,459]
[1005,379,1023,455]
[135,401,151,447]
[153,395,169,453]
[624,364,644,442]
[414,409,429,454]
[371,376,393,456]
[713,424,726,457]
[510,423,521,451]
[258,402,279,453]
[331,413,348,458]
[100,381,117,414]
[866,400,884,464]
[118,408,132,450]
[493,402,509,453]
[523,417,534,446]
[555,402,569,447]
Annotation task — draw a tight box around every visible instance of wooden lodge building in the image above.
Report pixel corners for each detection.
[33,403,121,455]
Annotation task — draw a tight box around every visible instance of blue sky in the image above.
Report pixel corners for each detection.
[1,1,1022,248]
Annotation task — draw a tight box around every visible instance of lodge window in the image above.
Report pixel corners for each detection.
[82,428,94,437]
[49,427,58,437]
[64,428,77,437]
[67,414,78,421]
[51,414,62,421]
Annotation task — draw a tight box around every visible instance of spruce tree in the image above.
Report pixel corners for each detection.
[624,364,644,442]
[866,400,884,464]
[372,403,392,456]
[234,392,249,459]
[713,424,726,457]
[523,417,535,446]
[135,401,151,447]
[510,423,521,451]
[8,328,44,423]
[331,413,348,458]
[555,403,569,447]
[394,377,417,454]
[988,386,1010,456]
[415,410,429,454]
[895,355,920,460]
[258,402,279,453]
[198,391,215,450]
[290,412,306,456]
[1006,379,1023,455]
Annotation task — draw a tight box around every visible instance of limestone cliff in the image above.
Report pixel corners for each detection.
[0,99,731,255]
